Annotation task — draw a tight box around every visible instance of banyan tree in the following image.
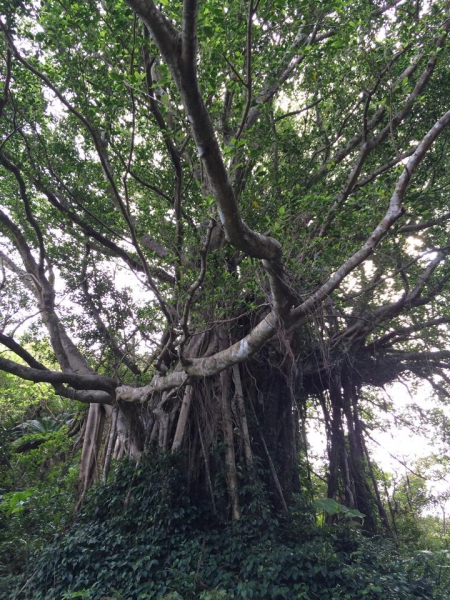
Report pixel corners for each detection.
[1,0,450,532]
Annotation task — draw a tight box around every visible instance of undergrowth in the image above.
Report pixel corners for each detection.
[3,453,448,600]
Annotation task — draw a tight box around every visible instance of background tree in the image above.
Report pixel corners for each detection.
[0,0,450,532]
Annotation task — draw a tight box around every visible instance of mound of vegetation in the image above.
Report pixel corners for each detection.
[5,454,447,600]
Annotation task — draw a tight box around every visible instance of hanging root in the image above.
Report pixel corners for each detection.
[220,365,241,520]
[102,404,119,483]
[232,364,253,469]
[77,403,105,508]
[172,385,193,452]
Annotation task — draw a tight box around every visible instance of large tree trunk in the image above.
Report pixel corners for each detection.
[78,324,301,520]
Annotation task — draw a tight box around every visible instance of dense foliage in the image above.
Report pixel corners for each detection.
[3,454,448,600]
[0,371,80,580]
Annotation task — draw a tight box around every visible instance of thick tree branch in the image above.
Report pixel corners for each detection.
[0,248,35,294]
[0,207,97,374]
[181,0,198,69]
[0,355,116,392]
[0,332,48,370]
[0,333,114,404]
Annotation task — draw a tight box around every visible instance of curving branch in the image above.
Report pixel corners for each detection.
[0,207,97,374]
[0,333,113,404]
[0,151,46,271]
[0,332,48,370]
[274,99,321,123]
[179,218,214,356]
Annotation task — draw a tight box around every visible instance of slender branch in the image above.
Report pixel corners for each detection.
[370,0,405,17]
[372,317,450,349]
[221,54,246,88]
[180,219,214,356]
[352,148,416,193]
[341,244,445,303]
[242,26,333,136]
[385,350,450,361]
[399,208,450,233]
[274,99,321,122]
[316,38,445,239]
[341,252,446,342]
[305,50,430,190]
[234,0,254,142]
[80,252,141,376]
[34,182,174,285]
